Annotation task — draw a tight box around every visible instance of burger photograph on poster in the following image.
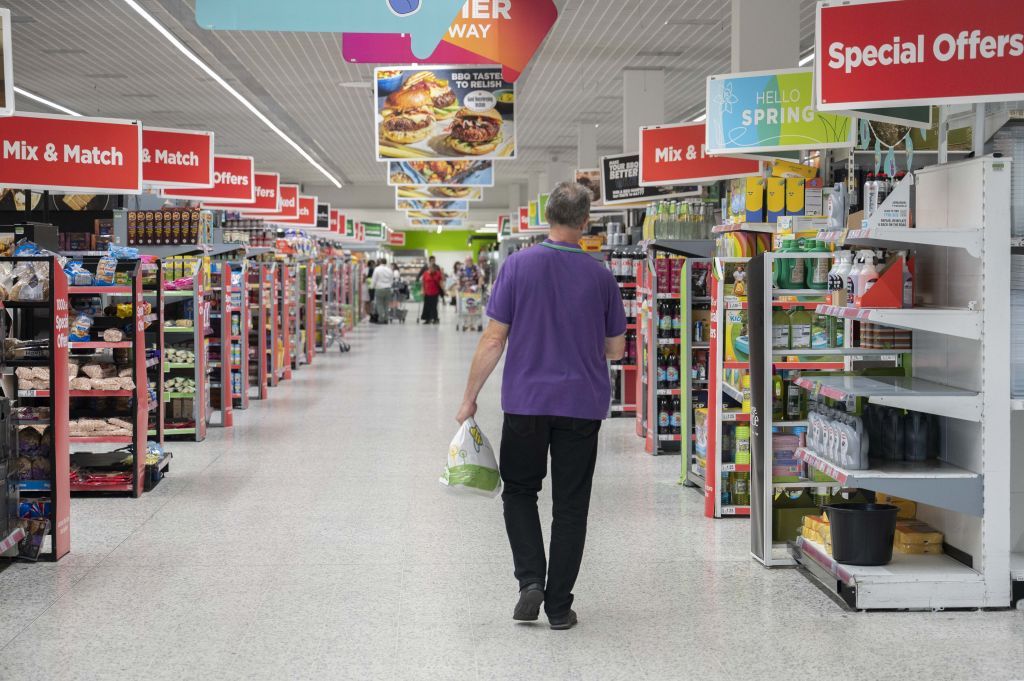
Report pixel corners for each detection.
[396,185,484,201]
[375,66,515,161]
[387,160,494,187]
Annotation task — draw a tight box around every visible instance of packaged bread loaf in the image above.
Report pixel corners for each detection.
[70,377,92,391]
[101,328,124,342]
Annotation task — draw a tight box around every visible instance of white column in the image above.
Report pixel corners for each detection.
[578,123,598,169]
[731,0,800,72]
[623,69,664,154]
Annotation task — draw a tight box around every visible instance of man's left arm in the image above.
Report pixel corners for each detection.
[456,320,509,423]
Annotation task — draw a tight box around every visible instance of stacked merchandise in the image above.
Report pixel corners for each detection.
[642,198,715,240]
[126,209,204,247]
[222,217,275,247]
[608,249,641,416]
[159,256,207,440]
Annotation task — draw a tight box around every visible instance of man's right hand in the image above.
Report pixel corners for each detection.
[456,400,477,424]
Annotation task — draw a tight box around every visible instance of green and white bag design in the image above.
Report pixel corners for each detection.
[440,417,501,497]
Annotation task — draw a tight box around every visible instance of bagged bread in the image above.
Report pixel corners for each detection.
[30,367,50,381]
[117,377,135,390]
[70,377,92,391]
[108,418,133,431]
[102,328,124,342]
[15,367,33,380]
[90,377,122,391]
[68,360,80,380]
[117,366,133,378]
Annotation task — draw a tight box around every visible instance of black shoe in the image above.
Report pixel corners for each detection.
[548,609,578,630]
[513,584,545,621]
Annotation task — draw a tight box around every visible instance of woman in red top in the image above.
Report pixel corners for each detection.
[420,263,444,324]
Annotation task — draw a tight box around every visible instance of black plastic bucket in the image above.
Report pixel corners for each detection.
[824,503,899,566]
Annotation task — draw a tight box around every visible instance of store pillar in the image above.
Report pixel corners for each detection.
[622,69,664,154]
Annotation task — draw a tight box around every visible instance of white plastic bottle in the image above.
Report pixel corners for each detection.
[855,250,879,306]
[845,251,866,307]
[828,251,853,307]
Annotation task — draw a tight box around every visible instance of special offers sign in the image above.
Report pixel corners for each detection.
[162,154,254,203]
[0,112,142,193]
[816,0,1024,109]
[639,122,761,187]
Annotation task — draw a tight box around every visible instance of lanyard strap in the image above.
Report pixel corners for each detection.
[539,241,586,254]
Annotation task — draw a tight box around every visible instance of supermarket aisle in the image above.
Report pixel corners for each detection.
[0,320,1022,681]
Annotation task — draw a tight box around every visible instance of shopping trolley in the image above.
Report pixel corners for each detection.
[389,280,410,324]
[455,289,484,331]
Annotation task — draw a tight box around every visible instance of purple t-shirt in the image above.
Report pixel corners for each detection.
[487,240,627,420]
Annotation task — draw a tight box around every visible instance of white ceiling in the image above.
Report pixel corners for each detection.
[5,0,817,228]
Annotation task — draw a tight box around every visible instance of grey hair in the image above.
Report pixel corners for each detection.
[545,182,591,229]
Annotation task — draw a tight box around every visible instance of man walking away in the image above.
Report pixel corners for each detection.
[420,262,444,324]
[455,182,626,631]
[371,258,394,324]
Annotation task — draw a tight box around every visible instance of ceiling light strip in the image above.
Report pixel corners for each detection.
[14,86,82,116]
[120,0,342,188]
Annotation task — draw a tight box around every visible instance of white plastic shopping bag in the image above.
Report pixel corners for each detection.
[440,417,502,497]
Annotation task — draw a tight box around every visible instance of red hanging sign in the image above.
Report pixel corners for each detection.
[355,222,366,242]
[330,209,346,234]
[242,183,299,221]
[638,122,762,187]
[204,172,281,212]
[162,154,254,202]
[517,206,528,233]
[387,231,406,246]
[0,112,142,193]
[816,0,1024,109]
[141,127,214,188]
[274,195,317,227]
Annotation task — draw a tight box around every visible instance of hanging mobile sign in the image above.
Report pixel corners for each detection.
[204,172,281,212]
[374,65,515,161]
[406,209,468,220]
[396,185,484,201]
[816,0,1024,109]
[601,153,700,205]
[316,202,331,229]
[538,193,549,223]
[342,0,558,83]
[705,68,855,155]
[518,205,544,233]
[639,122,762,187]
[387,231,406,246]
[162,154,254,203]
[396,198,470,211]
[362,222,386,240]
[329,209,341,233]
[141,127,214,188]
[0,112,142,193]
[354,222,366,242]
[409,218,464,229]
[528,200,540,227]
[241,183,299,220]
[1,9,13,116]
[498,214,512,237]
[345,218,356,239]
[387,160,494,187]
[274,195,317,227]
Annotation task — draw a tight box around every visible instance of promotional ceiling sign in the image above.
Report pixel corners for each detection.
[345,218,356,239]
[706,68,855,156]
[816,0,1024,109]
[498,214,512,237]
[362,222,386,240]
[518,205,544,233]
[205,172,280,212]
[387,231,406,246]
[387,160,493,187]
[601,153,701,206]
[639,122,762,187]
[343,0,559,82]
[396,185,484,201]
[1,9,13,116]
[196,0,464,58]
[241,183,298,220]
[409,218,464,229]
[396,198,470,211]
[162,154,254,202]
[141,127,214,188]
[405,209,468,220]
[0,112,142,193]
[575,168,602,205]
[375,66,515,161]
[528,199,540,227]
[329,209,342,233]
[274,195,317,227]
[316,202,331,229]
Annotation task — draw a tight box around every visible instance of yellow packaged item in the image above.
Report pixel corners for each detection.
[766,177,786,223]
[876,493,917,520]
[894,520,943,546]
[894,542,943,555]
[770,159,819,180]
[801,526,822,544]
[785,177,805,216]
[744,177,765,223]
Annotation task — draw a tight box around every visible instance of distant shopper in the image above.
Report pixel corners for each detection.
[421,263,444,324]
[371,258,394,324]
[447,262,463,306]
[455,182,626,631]
[418,255,436,280]
[460,256,482,291]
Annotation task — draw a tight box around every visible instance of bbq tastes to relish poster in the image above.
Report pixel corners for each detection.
[387,160,493,186]
[374,66,515,161]
[395,185,484,201]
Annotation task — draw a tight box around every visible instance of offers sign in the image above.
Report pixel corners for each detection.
[639,122,762,187]
[0,112,142,193]
[163,154,254,202]
[206,172,281,212]
[387,231,406,247]
[329,209,342,233]
[816,0,1024,109]
[141,127,214,188]
[273,195,317,227]
[241,183,298,220]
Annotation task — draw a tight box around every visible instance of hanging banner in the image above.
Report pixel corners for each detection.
[406,209,468,220]
[345,218,356,239]
[706,68,855,155]
[241,183,298,221]
[274,194,317,227]
[342,0,558,83]
[396,197,470,211]
[141,127,214,188]
[196,0,464,58]
[518,205,544,233]
[816,0,1024,109]
[528,200,540,227]
[387,160,493,186]
[375,65,515,161]
[498,214,512,237]
[387,231,406,246]
[316,202,331,229]
[362,222,386,240]
[639,122,762,187]
[574,169,602,204]
[329,209,342,233]
[601,153,701,205]
[409,218,464,229]
[205,172,281,212]
[396,185,483,201]
[162,154,254,203]
[538,193,549,222]
[0,112,142,193]
[1,9,13,116]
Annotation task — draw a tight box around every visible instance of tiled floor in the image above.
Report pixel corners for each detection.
[1,318,1022,680]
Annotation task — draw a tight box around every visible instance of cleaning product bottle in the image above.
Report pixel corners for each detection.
[846,251,868,307]
[903,411,935,462]
[789,306,812,350]
[863,171,876,217]
[806,240,830,290]
[772,375,785,421]
[785,381,805,421]
[875,172,890,209]
[810,313,831,353]
[774,240,792,290]
[828,251,853,307]
[901,252,914,308]
[854,250,879,306]
[772,307,791,350]
[788,239,807,289]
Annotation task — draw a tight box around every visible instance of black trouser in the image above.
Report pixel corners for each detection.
[421,294,439,322]
[499,413,601,617]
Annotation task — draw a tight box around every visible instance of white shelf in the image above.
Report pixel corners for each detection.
[815,304,982,340]
[792,374,981,421]
[772,288,830,297]
[712,222,778,234]
[771,347,906,358]
[796,447,983,517]
[819,228,982,256]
